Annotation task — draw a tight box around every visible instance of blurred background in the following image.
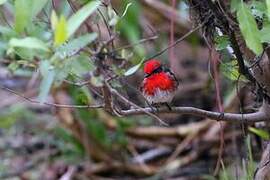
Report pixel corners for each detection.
[0,0,264,179]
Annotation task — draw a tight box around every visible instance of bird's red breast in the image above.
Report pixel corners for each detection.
[142,72,177,95]
[140,59,178,104]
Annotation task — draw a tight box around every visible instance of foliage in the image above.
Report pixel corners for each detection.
[1,0,270,178]
[0,0,136,162]
[237,1,263,55]
[249,127,270,140]
[124,57,144,76]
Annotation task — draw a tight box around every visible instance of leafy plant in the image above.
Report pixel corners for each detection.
[249,127,270,140]
[236,1,263,55]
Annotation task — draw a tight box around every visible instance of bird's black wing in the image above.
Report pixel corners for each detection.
[163,67,180,86]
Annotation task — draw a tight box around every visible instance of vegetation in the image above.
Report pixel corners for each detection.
[1,0,270,179]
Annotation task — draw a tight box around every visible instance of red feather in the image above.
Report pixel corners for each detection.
[142,72,176,95]
[144,59,161,74]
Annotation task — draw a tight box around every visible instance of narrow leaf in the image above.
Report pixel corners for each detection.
[54,15,68,46]
[31,0,49,18]
[249,127,270,140]
[14,0,48,33]
[50,10,58,30]
[9,37,49,52]
[38,61,55,102]
[237,2,263,55]
[67,0,101,38]
[215,35,230,51]
[260,24,270,43]
[230,0,240,12]
[220,59,247,81]
[267,0,270,20]
[56,33,97,58]
[124,58,144,76]
[70,54,95,76]
[14,0,32,33]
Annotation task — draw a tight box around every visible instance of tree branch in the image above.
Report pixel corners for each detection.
[2,84,269,124]
[120,106,269,123]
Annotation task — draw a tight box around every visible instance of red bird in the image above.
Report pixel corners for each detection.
[140,59,179,109]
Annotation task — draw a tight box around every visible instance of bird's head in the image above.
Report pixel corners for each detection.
[143,59,162,76]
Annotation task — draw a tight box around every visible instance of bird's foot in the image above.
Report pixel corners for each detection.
[164,103,172,111]
[150,103,160,113]
[218,112,224,120]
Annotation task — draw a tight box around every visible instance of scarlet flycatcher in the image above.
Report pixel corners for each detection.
[140,59,179,109]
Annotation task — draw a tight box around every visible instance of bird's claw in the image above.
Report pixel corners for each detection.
[218,112,224,120]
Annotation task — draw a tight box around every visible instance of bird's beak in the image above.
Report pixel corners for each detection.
[144,74,150,78]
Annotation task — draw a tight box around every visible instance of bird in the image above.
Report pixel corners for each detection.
[140,59,179,110]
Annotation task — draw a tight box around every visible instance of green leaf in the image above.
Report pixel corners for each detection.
[54,54,95,85]
[56,33,97,58]
[8,37,49,54]
[14,0,32,33]
[220,59,247,81]
[0,0,7,5]
[14,0,49,33]
[230,0,240,12]
[116,1,144,58]
[38,61,55,102]
[124,58,144,76]
[267,0,270,20]
[260,24,270,43]
[67,0,101,38]
[215,35,230,51]
[50,10,58,30]
[245,135,256,179]
[31,0,49,18]
[9,37,50,52]
[237,1,263,55]
[249,127,270,140]
[54,15,68,46]
[69,54,95,76]
[251,1,267,19]
[0,26,16,37]
[8,62,19,72]
[91,76,104,87]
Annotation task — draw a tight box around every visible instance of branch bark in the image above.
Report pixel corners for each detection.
[121,106,269,123]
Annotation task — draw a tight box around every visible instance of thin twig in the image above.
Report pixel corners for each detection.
[52,0,56,10]
[169,0,176,63]
[211,48,225,175]
[0,86,104,109]
[113,35,158,52]
[97,8,114,49]
[145,22,205,62]
[0,9,11,28]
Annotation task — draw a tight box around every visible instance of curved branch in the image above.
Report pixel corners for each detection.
[121,106,269,123]
[2,84,269,123]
